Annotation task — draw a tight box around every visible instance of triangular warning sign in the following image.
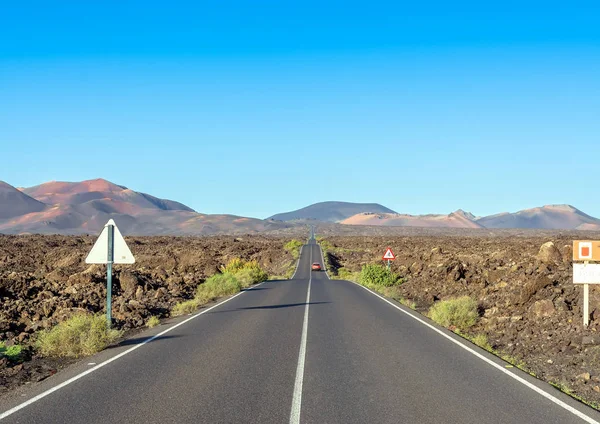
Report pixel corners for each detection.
[382,248,395,260]
[86,219,135,264]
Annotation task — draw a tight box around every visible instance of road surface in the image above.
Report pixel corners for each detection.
[1,237,599,423]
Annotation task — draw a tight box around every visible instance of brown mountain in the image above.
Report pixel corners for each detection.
[341,205,600,230]
[0,179,288,235]
[341,210,483,228]
[20,179,194,213]
[268,201,396,222]
[475,205,600,230]
[0,181,47,219]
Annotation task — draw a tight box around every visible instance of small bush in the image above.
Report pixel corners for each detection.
[284,240,304,259]
[0,342,23,361]
[146,316,160,328]
[399,298,417,310]
[36,314,122,358]
[196,273,242,303]
[337,267,360,282]
[471,333,492,352]
[429,296,478,331]
[172,299,199,316]
[221,258,268,287]
[235,267,268,288]
[359,264,401,288]
[221,258,247,274]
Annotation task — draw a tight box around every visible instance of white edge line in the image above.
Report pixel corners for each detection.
[0,281,266,421]
[346,280,599,424]
[318,242,330,279]
[289,250,311,424]
[291,245,304,280]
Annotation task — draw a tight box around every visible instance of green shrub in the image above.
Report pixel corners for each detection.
[284,240,303,259]
[235,266,268,287]
[471,333,493,352]
[221,258,268,287]
[196,273,242,303]
[429,296,478,331]
[36,314,122,358]
[0,342,23,361]
[221,258,246,274]
[359,264,401,288]
[172,299,199,316]
[146,316,160,328]
[337,267,360,282]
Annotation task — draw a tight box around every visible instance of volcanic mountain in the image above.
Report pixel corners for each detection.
[341,210,483,228]
[475,205,600,230]
[340,205,600,230]
[0,181,47,219]
[268,201,396,223]
[0,179,288,235]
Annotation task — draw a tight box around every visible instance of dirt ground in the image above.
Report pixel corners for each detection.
[0,234,296,395]
[321,232,600,407]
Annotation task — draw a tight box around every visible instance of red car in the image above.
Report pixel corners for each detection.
[311,263,322,271]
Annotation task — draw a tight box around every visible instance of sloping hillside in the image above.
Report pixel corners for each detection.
[268,201,396,222]
[341,210,483,228]
[476,205,600,230]
[0,181,47,219]
[0,179,289,235]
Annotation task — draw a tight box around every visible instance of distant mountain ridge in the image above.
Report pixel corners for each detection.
[340,204,600,230]
[475,204,600,230]
[342,210,484,228]
[0,179,289,236]
[268,201,396,223]
[2,179,599,234]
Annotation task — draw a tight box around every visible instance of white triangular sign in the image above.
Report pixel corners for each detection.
[382,248,395,260]
[85,219,135,264]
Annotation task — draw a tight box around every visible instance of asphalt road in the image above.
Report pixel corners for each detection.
[1,238,600,423]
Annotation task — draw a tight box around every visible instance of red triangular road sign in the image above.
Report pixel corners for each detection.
[382,248,395,260]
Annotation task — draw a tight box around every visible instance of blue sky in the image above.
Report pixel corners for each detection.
[2,1,600,218]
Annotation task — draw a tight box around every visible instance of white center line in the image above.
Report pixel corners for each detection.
[290,244,312,424]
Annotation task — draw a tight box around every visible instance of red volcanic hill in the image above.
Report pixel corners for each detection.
[0,179,288,235]
[340,206,600,230]
[341,210,484,228]
[21,179,195,213]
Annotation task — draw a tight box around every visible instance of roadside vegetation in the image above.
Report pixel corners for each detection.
[0,341,23,362]
[172,258,268,316]
[146,316,160,328]
[283,239,304,278]
[428,296,478,332]
[284,239,303,259]
[36,313,123,358]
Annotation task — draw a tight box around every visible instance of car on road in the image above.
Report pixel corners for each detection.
[311,263,322,271]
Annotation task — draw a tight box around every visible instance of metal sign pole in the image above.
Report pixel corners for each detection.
[584,260,590,328]
[106,224,115,328]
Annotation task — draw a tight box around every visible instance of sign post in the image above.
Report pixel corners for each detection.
[86,220,135,328]
[382,247,396,270]
[573,240,600,327]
